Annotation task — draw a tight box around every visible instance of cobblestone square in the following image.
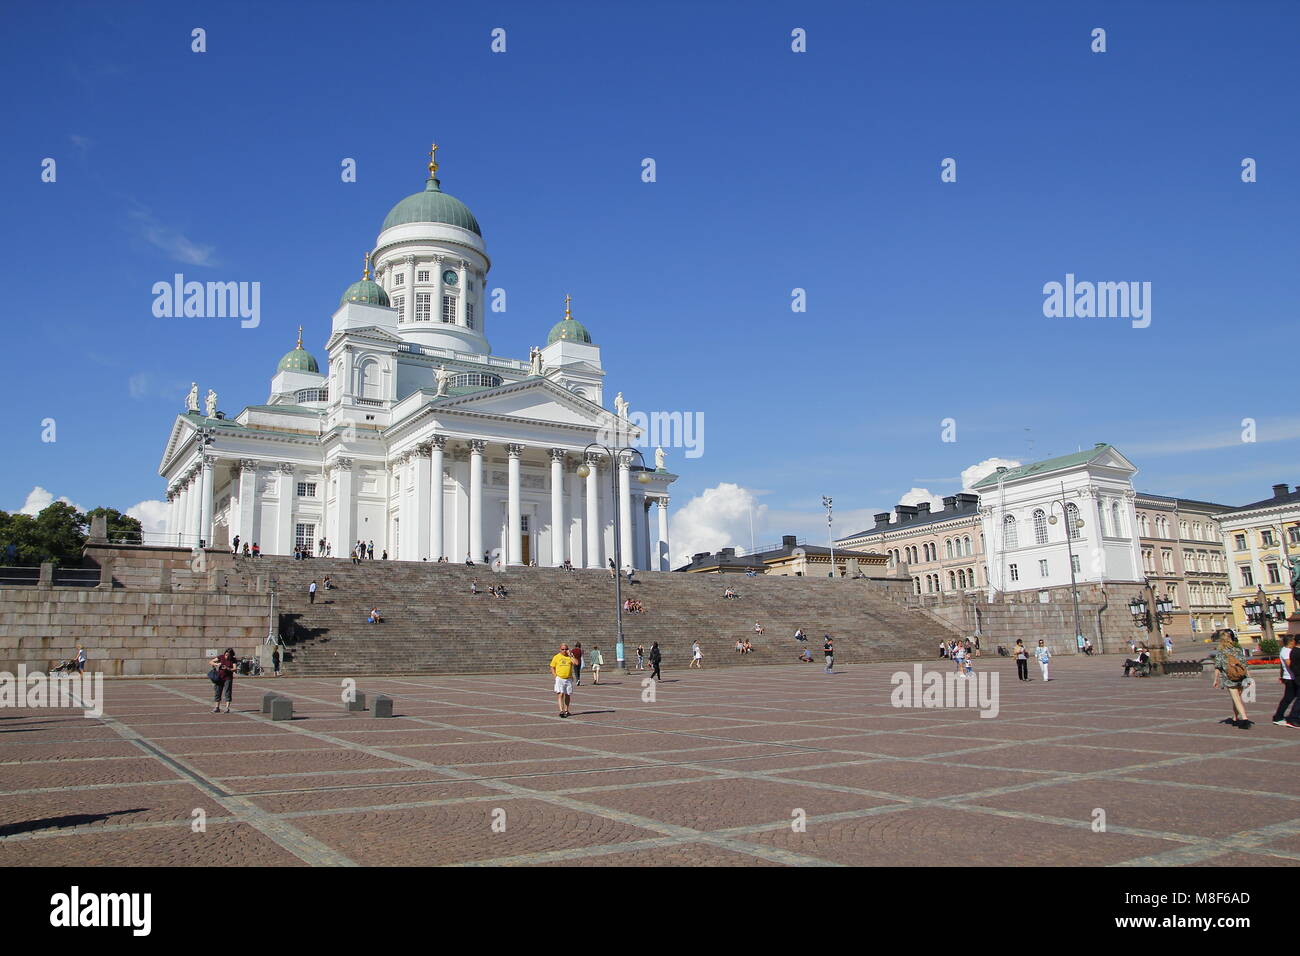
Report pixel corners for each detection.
[1,656,1296,867]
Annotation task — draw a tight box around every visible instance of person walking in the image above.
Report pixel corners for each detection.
[1035,639,1052,681]
[572,642,584,686]
[1212,628,1251,728]
[589,645,604,685]
[636,644,645,670]
[1273,635,1298,727]
[308,580,317,604]
[649,641,662,681]
[952,641,966,674]
[550,642,576,718]
[823,635,835,674]
[272,645,282,678]
[209,647,236,714]
[1013,639,1029,682]
[690,640,703,669]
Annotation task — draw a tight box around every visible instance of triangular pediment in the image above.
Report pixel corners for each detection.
[428,378,632,434]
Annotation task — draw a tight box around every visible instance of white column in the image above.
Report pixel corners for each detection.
[584,452,601,568]
[549,448,566,566]
[657,497,671,571]
[180,478,193,544]
[164,489,175,538]
[277,465,296,554]
[433,255,445,323]
[410,445,431,560]
[506,443,523,565]
[568,465,584,566]
[406,256,417,321]
[333,458,354,554]
[457,259,469,326]
[199,456,215,547]
[235,460,258,546]
[469,440,485,563]
[618,454,633,571]
[430,437,446,559]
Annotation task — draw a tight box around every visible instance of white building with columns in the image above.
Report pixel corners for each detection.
[157,149,677,568]
[973,443,1144,596]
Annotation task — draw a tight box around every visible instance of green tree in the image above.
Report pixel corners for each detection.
[0,504,87,566]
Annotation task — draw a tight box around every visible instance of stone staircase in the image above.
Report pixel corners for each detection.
[233,557,959,676]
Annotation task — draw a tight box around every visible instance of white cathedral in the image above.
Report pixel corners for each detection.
[158,147,677,569]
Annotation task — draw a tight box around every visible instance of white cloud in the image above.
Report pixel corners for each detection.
[961,457,1021,490]
[126,500,168,535]
[668,483,766,567]
[898,487,945,511]
[129,205,217,267]
[16,486,83,516]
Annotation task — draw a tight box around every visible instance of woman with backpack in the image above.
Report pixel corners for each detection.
[1211,628,1251,728]
[209,647,237,714]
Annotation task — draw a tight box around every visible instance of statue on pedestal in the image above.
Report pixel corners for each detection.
[186,383,199,412]
[529,346,544,377]
[614,392,629,420]
[655,446,666,471]
[435,365,451,397]
[204,389,217,418]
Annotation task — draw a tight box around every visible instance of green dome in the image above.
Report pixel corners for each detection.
[340,278,389,307]
[547,317,592,345]
[381,177,481,236]
[277,347,319,374]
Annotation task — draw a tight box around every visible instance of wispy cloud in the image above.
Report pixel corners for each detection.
[128,204,217,267]
[1124,419,1300,457]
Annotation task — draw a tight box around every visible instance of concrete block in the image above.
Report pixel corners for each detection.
[262,692,281,713]
[270,697,293,720]
[345,691,367,712]
[372,695,393,718]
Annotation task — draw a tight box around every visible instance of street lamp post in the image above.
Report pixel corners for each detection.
[1128,580,1175,665]
[1046,482,1086,652]
[822,496,835,578]
[577,441,650,676]
[1243,585,1287,649]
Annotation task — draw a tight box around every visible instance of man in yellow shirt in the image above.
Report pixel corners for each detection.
[550,643,576,718]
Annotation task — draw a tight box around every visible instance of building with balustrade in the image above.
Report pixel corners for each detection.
[158,149,677,568]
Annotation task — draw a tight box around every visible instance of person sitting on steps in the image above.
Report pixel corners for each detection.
[368,607,383,624]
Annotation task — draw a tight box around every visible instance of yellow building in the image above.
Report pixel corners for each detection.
[1215,483,1300,645]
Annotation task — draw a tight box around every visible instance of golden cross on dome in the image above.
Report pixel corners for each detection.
[564,293,573,317]
[428,142,439,176]
[296,325,303,349]
[363,251,372,280]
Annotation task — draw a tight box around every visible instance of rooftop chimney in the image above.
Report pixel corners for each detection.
[895,505,918,522]
[1273,483,1290,498]
[916,503,931,515]
[781,535,797,548]
[942,496,958,511]
[874,512,892,528]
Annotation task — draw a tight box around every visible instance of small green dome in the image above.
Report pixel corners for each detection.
[340,278,389,307]
[382,178,481,236]
[278,347,319,374]
[547,317,592,345]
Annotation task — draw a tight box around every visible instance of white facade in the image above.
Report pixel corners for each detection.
[157,161,676,569]
[975,443,1143,595]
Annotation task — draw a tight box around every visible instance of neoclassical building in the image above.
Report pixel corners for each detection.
[158,148,677,568]
[973,443,1143,595]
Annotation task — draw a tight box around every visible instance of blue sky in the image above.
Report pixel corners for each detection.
[2,0,1297,556]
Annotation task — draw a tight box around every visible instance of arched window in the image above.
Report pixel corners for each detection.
[963,535,972,556]
[1003,514,1018,549]
[945,539,953,559]
[1066,502,1081,540]
[1033,509,1048,545]
[913,577,921,595]
[948,570,957,590]
[957,569,966,588]
[358,359,382,399]
[1138,513,1149,536]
